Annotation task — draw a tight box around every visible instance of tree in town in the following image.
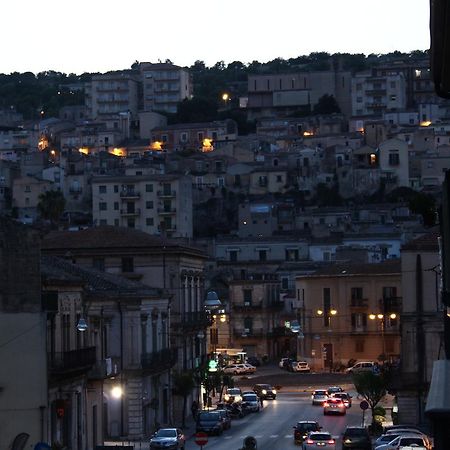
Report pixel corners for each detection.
[37,189,66,226]
[352,370,390,431]
[172,371,196,428]
[313,94,341,115]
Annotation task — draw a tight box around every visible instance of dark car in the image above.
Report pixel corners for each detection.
[327,386,343,395]
[150,428,185,450]
[293,420,321,445]
[331,392,352,408]
[247,356,261,367]
[341,426,371,450]
[196,411,224,435]
[253,383,277,399]
[215,409,231,429]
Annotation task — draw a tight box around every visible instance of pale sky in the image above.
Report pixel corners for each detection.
[2,0,430,75]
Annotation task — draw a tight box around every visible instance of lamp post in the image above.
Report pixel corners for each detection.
[290,320,304,360]
[317,308,337,372]
[369,313,397,362]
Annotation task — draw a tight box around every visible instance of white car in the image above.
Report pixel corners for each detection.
[292,361,311,372]
[311,389,329,405]
[241,393,260,412]
[223,364,247,375]
[303,431,336,450]
[375,433,430,450]
[224,387,242,404]
[346,361,375,374]
[242,363,256,374]
[279,357,291,369]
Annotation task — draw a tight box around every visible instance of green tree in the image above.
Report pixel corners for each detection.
[313,94,341,115]
[352,371,389,431]
[172,371,196,428]
[37,190,65,226]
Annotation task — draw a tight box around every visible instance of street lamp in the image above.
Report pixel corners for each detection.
[369,313,397,361]
[317,308,338,372]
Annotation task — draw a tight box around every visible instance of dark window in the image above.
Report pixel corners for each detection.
[389,153,400,165]
[146,184,153,192]
[121,257,134,273]
[146,201,154,209]
[229,250,238,262]
[114,185,119,193]
[259,250,267,261]
[146,218,154,226]
[99,202,107,211]
[99,185,107,194]
[114,202,119,211]
[243,289,252,304]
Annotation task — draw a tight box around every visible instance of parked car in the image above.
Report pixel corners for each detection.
[196,411,224,435]
[224,387,242,404]
[303,431,336,450]
[247,356,261,367]
[381,429,432,450]
[150,428,185,450]
[311,389,328,405]
[345,361,375,374]
[279,357,292,369]
[375,433,431,450]
[323,398,346,415]
[290,361,311,372]
[293,421,321,445]
[342,426,371,450]
[242,393,260,413]
[331,392,352,407]
[223,364,247,375]
[215,409,231,430]
[242,363,257,374]
[253,384,277,399]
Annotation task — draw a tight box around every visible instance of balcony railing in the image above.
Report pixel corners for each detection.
[157,190,176,197]
[120,190,140,199]
[179,311,212,330]
[157,207,177,214]
[48,347,96,374]
[120,208,141,216]
[141,348,178,374]
[232,301,263,311]
[350,298,368,307]
[233,328,265,338]
[88,357,121,380]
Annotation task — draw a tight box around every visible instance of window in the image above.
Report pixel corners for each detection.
[390,94,397,101]
[217,177,225,187]
[146,200,154,209]
[161,134,168,143]
[229,250,238,262]
[356,97,363,103]
[93,258,105,271]
[197,132,204,142]
[351,313,367,330]
[390,81,396,88]
[25,185,31,193]
[180,132,188,143]
[243,289,252,305]
[121,257,134,273]
[146,184,153,192]
[127,218,135,228]
[285,249,299,261]
[99,185,107,194]
[276,175,283,183]
[114,185,119,193]
[281,277,289,290]
[146,218,154,226]
[99,202,107,211]
[388,152,400,166]
[244,316,253,334]
[258,176,268,187]
[212,131,217,140]
[114,202,119,211]
[351,287,364,306]
[114,219,119,226]
[323,288,331,326]
[99,219,107,225]
[258,250,267,261]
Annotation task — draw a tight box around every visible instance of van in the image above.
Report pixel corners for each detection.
[345,361,375,374]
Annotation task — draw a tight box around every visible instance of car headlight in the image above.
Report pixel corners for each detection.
[344,438,352,443]
[262,389,267,394]
[272,389,277,394]
[224,394,230,401]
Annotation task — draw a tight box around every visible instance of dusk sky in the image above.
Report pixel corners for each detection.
[2,0,430,75]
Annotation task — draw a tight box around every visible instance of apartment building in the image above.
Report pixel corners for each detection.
[139,62,192,114]
[91,174,193,238]
[295,260,402,371]
[351,70,407,117]
[378,138,410,188]
[0,125,39,160]
[87,70,140,120]
[247,70,352,119]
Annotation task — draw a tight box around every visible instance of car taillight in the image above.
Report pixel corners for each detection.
[306,439,314,444]
[328,439,335,444]
[323,402,329,407]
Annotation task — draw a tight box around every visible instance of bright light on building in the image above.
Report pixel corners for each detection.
[110,148,125,157]
[111,386,123,399]
[50,150,56,156]
[420,120,432,127]
[222,93,229,101]
[202,138,214,152]
[79,147,89,155]
[303,131,314,137]
[150,141,163,151]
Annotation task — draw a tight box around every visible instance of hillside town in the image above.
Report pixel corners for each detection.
[1,52,449,449]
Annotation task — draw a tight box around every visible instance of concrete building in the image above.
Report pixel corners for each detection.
[87,71,140,120]
[351,71,406,117]
[295,260,402,371]
[139,62,192,114]
[378,138,410,188]
[91,174,193,238]
[0,218,47,450]
[247,70,352,119]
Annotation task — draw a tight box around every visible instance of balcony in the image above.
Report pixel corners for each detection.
[350,298,368,308]
[157,190,176,198]
[384,296,402,313]
[120,190,140,199]
[179,311,212,330]
[141,348,178,374]
[120,208,141,216]
[232,301,263,311]
[88,357,121,380]
[233,328,265,338]
[157,207,177,215]
[48,347,96,377]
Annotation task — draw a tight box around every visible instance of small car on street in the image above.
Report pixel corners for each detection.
[223,364,247,375]
[196,411,224,435]
[311,389,328,405]
[331,392,352,407]
[303,431,336,450]
[150,428,185,450]
[341,426,371,450]
[323,398,346,415]
[279,357,292,369]
[242,393,260,413]
[327,386,343,395]
[290,361,311,372]
[345,361,375,374]
[253,384,277,399]
[215,408,231,430]
[224,387,242,403]
[293,421,321,445]
[375,433,431,450]
[242,363,257,374]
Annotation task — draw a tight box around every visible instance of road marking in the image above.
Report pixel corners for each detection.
[285,434,292,438]
[270,434,279,438]
[224,436,233,439]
